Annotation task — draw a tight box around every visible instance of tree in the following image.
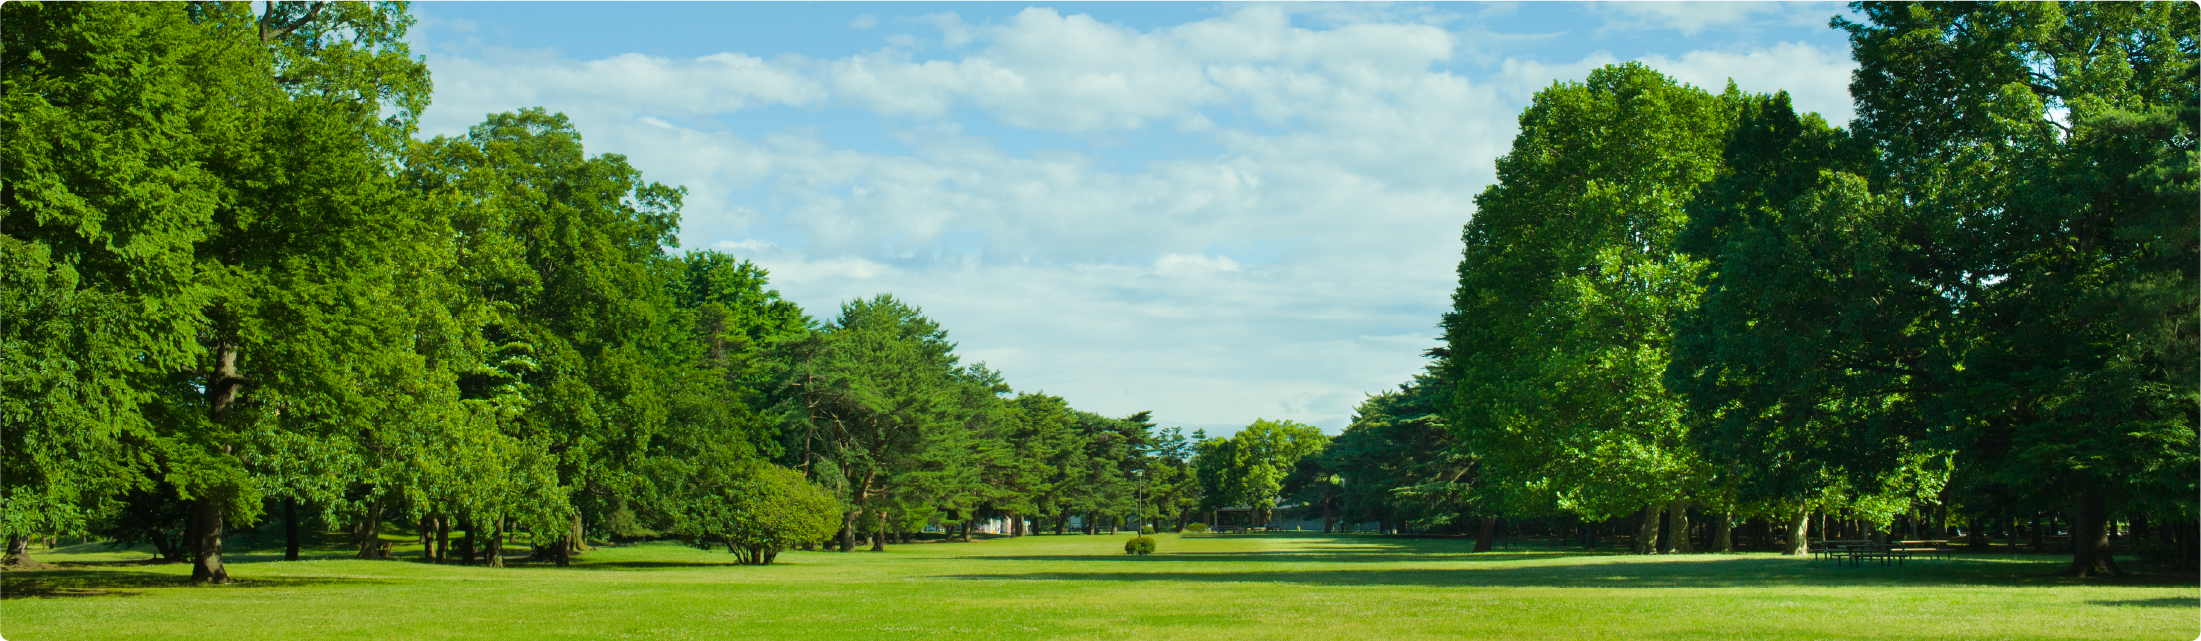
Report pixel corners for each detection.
[5,1,433,583]
[671,463,838,565]
[782,295,965,550]
[1319,375,1480,539]
[1196,419,1328,527]
[1835,1,2197,576]
[1666,89,1953,556]
[1442,63,1729,554]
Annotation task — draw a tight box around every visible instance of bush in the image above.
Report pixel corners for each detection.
[1184,522,1209,533]
[671,464,842,565]
[1140,525,1155,534]
[1124,536,1156,555]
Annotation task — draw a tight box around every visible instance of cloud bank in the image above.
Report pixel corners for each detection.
[415,5,1856,434]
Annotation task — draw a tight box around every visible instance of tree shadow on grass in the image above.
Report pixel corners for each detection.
[972,551,1579,564]
[932,556,2199,589]
[1,569,392,599]
[547,560,743,571]
[2087,597,2196,608]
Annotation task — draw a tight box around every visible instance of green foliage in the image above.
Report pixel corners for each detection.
[672,464,838,565]
[1195,419,1327,526]
[1319,375,1477,532]
[1183,522,1208,533]
[1123,535,1156,555]
[1442,62,1731,529]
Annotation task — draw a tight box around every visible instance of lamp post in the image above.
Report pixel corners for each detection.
[1133,468,1146,532]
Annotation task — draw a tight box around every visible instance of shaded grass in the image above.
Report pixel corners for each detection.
[1,532,2193,640]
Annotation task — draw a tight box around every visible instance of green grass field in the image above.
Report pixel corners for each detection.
[3,532,2194,640]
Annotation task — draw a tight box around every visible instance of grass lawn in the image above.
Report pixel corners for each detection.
[3,531,2194,640]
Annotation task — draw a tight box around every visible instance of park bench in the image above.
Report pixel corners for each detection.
[1833,540,1950,566]
[1892,540,1951,561]
[1812,540,1872,564]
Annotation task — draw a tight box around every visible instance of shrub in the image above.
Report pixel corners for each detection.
[1124,536,1157,555]
[1140,525,1155,534]
[672,464,842,565]
[1184,522,1209,533]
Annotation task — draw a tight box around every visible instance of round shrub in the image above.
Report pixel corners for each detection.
[1124,536,1156,555]
[1184,522,1209,533]
[1139,525,1155,534]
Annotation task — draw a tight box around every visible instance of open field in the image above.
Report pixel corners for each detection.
[3,532,2194,640]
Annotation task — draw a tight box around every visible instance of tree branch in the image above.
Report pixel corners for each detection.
[260,1,328,44]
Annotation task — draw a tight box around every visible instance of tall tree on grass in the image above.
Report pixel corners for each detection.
[1834,1,2196,577]
[4,1,432,582]
[1665,90,1955,555]
[1441,63,1729,554]
[1321,375,1481,539]
[784,295,965,550]
[1196,419,1327,527]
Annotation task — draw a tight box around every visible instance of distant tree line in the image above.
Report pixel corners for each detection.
[1,1,1228,578]
[1285,2,2196,578]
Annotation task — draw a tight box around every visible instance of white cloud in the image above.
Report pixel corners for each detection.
[848,14,877,29]
[1595,1,1838,36]
[1152,254,1243,277]
[1640,41,1857,124]
[420,50,824,136]
[412,4,1852,433]
[714,239,778,252]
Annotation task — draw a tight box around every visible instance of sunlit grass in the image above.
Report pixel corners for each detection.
[3,531,2193,639]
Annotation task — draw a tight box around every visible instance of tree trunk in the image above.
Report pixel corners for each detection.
[484,517,504,568]
[435,516,450,564]
[1582,521,1598,550]
[1711,505,1734,553]
[2028,513,2045,550]
[2177,517,2201,572]
[1782,505,1810,555]
[1666,499,1695,554]
[553,528,571,567]
[192,342,244,583]
[353,494,386,559]
[1473,516,1498,552]
[1967,511,1990,551]
[1633,504,1661,554]
[187,491,231,583]
[2063,491,2123,577]
[284,498,301,561]
[838,511,856,552]
[3,535,48,570]
[458,517,476,565]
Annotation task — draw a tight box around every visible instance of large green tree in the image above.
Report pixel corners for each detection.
[5,1,432,582]
[1836,1,2196,576]
[1442,63,1730,554]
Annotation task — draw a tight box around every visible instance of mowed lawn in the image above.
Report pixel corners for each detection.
[3,532,2194,640]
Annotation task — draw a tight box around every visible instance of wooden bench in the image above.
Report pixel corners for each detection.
[1812,540,1873,564]
[1837,541,1949,566]
[1893,540,1951,561]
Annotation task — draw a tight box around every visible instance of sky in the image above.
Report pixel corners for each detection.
[404,1,1863,437]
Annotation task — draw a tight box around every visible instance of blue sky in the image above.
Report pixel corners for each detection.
[405,1,1863,436]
